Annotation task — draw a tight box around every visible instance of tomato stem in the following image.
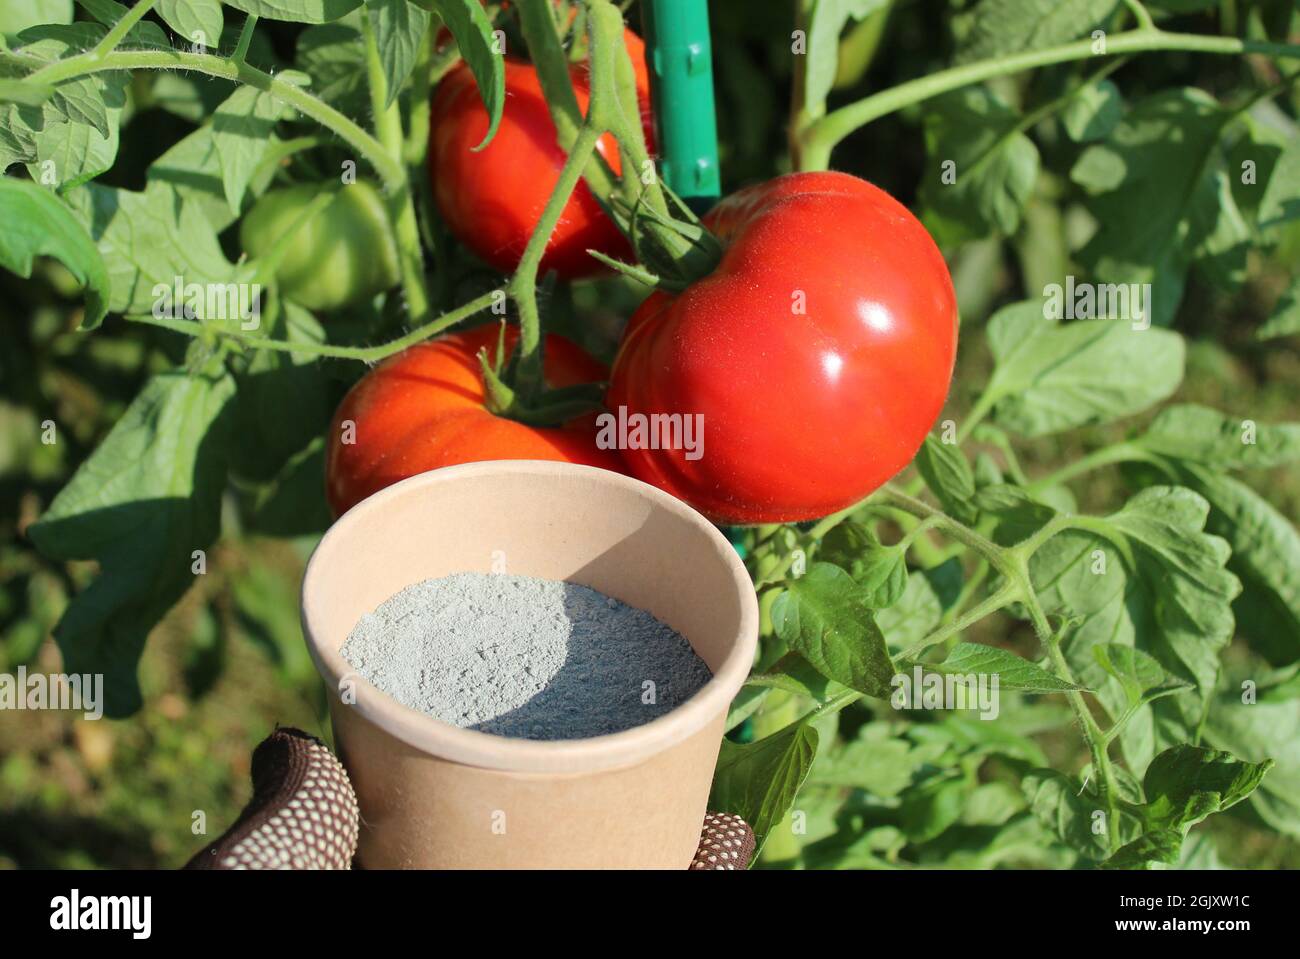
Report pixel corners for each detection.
[91,0,159,60]
[231,14,258,64]
[361,8,434,330]
[126,288,502,362]
[25,51,405,191]
[796,27,1300,171]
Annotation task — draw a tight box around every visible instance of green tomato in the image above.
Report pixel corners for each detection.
[240,180,400,312]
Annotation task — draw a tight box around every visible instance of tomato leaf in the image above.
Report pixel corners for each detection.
[222,0,364,24]
[156,0,224,48]
[1127,411,1300,665]
[899,773,970,842]
[817,520,908,608]
[1022,768,1110,861]
[2,0,72,42]
[915,434,979,524]
[911,642,1086,693]
[432,0,504,149]
[875,572,942,651]
[229,299,334,483]
[920,85,1040,241]
[1258,135,1300,232]
[1062,78,1122,143]
[65,181,235,317]
[1101,829,1183,869]
[1093,643,1190,710]
[1032,487,1241,773]
[295,21,370,115]
[809,723,923,796]
[955,0,1119,63]
[1161,464,1300,667]
[1132,404,1300,469]
[1257,275,1300,340]
[26,361,237,717]
[983,301,1185,437]
[366,0,432,109]
[771,562,896,697]
[1205,692,1300,837]
[0,177,110,328]
[212,86,286,215]
[709,721,819,855]
[801,0,889,116]
[1072,89,1248,325]
[745,651,852,705]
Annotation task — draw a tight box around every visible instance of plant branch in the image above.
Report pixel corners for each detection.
[362,8,432,327]
[231,13,258,63]
[798,27,1300,169]
[507,123,603,400]
[91,0,158,59]
[25,50,404,190]
[127,289,501,362]
[517,0,622,210]
[899,583,1020,660]
[1025,440,1155,494]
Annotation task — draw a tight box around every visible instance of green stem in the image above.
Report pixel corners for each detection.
[506,123,603,400]
[25,50,404,190]
[231,14,258,63]
[940,557,990,629]
[798,27,1300,169]
[1122,0,1156,32]
[362,9,432,326]
[958,390,998,444]
[402,25,436,166]
[128,289,500,362]
[91,0,159,59]
[250,134,330,183]
[1040,612,1122,850]
[788,0,817,171]
[517,0,622,211]
[875,486,1014,575]
[972,425,1029,486]
[1025,440,1153,494]
[899,583,1019,660]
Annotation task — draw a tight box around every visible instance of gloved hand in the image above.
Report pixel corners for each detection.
[185,727,755,871]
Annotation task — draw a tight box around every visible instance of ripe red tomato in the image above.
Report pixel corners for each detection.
[325,325,627,516]
[606,171,959,524]
[428,30,651,280]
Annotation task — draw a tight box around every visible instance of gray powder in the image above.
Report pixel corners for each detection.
[341,572,713,740]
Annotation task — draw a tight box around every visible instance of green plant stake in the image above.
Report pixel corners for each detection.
[640,0,721,214]
[642,1,738,557]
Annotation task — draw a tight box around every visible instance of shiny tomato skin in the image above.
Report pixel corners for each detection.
[606,171,959,525]
[428,31,651,280]
[325,325,627,516]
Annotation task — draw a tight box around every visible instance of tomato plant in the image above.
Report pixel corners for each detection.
[325,324,626,515]
[2,0,1300,877]
[608,170,958,523]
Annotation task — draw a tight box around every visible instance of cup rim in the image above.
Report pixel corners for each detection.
[301,460,759,774]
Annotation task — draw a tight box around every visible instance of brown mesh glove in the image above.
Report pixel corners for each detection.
[185,727,755,871]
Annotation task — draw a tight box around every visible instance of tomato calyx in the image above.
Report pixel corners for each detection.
[476,328,606,427]
[603,192,724,292]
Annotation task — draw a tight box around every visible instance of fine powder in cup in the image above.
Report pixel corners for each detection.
[340,572,714,740]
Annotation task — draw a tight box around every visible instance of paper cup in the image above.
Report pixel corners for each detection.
[301,460,759,868]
